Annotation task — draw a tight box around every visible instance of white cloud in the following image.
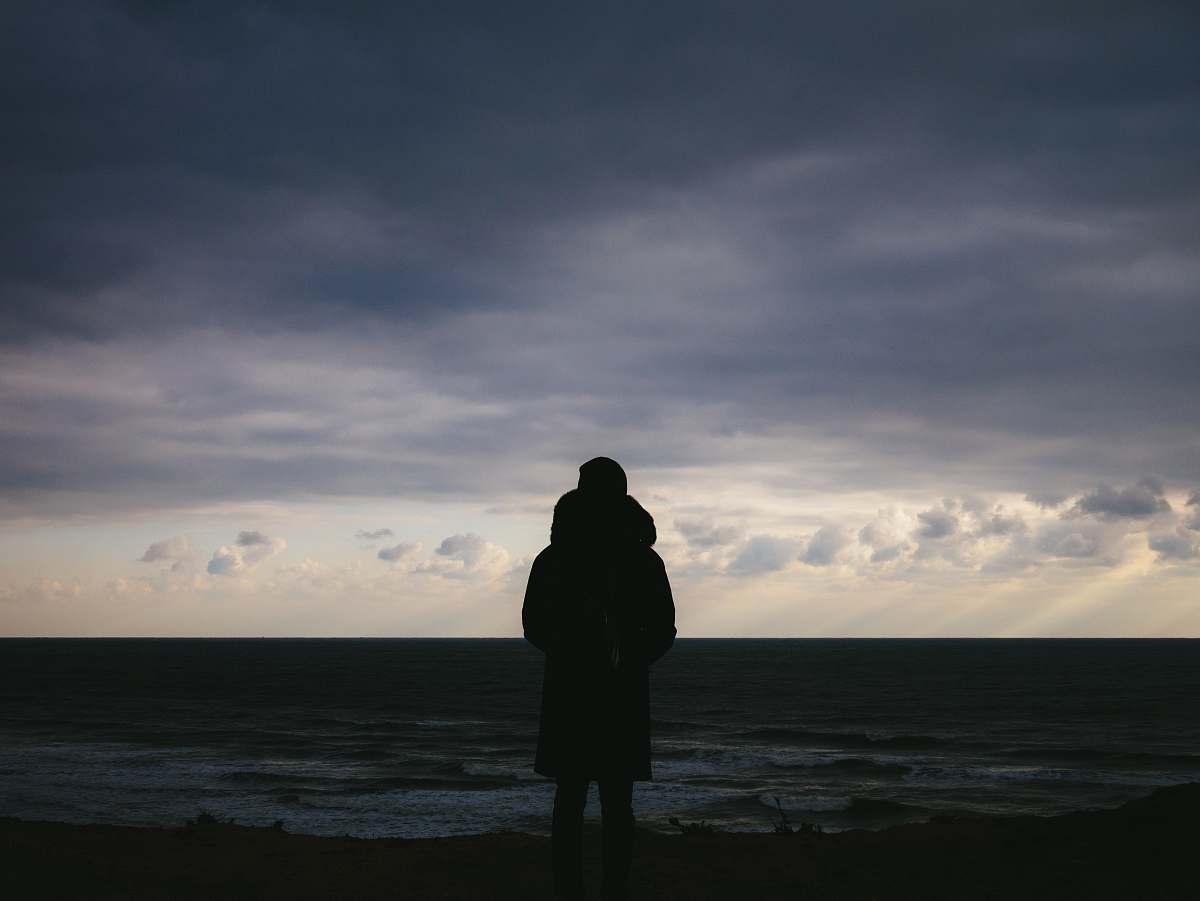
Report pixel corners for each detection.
[857,509,914,565]
[974,507,1026,537]
[26,578,83,602]
[207,531,287,576]
[378,541,421,563]
[207,545,245,576]
[436,534,491,567]
[800,525,847,567]
[1033,520,1123,563]
[420,533,510,579]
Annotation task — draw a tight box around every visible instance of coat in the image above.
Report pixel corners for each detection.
[522,539,676,781]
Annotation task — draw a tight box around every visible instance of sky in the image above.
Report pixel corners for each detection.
[2,1,1199,636]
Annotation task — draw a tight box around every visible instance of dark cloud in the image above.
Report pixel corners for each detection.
[1138,476,1166,496]
[1148,529,1199,562]
[1025,491,1069,510]
[675,518,742,550]
[138,536,189,562]
[357,528,394,541]
[868,543,909,565]
[1068,481,1171,521]
[1185,491,1200,531]
[975,509,1026,537]
[2,2,1199,517]
[917,508,958,540]
[235,530,271,547]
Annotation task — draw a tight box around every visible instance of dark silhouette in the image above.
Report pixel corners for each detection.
[523,457,676,901]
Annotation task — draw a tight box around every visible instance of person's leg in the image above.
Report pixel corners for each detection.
[552,776,589,900]
[598,775,634,901]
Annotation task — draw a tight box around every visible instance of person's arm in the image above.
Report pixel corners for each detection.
[642,550,676,665]
[522,550,555,653]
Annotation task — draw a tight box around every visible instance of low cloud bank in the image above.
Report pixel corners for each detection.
[669,479,1200,579]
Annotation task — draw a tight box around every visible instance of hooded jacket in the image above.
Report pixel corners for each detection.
[523,492,676,780]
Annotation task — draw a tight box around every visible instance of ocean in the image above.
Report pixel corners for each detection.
[1,638,1196,838]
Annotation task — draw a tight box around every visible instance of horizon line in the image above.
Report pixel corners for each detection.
[1,635,1197,640]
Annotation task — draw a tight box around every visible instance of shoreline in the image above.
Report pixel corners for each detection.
[2,783,1194,899]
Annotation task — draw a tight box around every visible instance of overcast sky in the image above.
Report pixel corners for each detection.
[3,1,1199,636]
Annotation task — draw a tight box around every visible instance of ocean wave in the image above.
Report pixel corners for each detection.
[653,747,701,760]
[394,759,541,785]
[771,757,912,776]
[348,748,391,761]
[460,762,542,782]
[997,747,1200,770]
[354,774,517,792]
[737,727,946,749]
[473,746,530,759]
[215,764,518,794]
[292,717,351,731]
[650,720,713,735]
[218,771,328,786]
[652,747,795,779]
[343,720,415,735]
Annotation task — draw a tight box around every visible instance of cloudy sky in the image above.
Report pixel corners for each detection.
[3,2,1199,636]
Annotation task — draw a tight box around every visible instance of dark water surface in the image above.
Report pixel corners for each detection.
[1,639,1196,837]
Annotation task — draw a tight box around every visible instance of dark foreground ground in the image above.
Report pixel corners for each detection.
[2,784,1196,900]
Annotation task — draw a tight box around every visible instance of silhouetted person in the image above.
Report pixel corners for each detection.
[523,458,676,901]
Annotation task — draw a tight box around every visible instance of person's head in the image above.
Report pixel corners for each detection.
[577,456,627,498]
[551,489,588,546]
[551,487,627,549]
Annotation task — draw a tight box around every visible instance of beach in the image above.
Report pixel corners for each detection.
[2,782,1193,900]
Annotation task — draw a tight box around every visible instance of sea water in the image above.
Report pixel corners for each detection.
[1,638,1197,837]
